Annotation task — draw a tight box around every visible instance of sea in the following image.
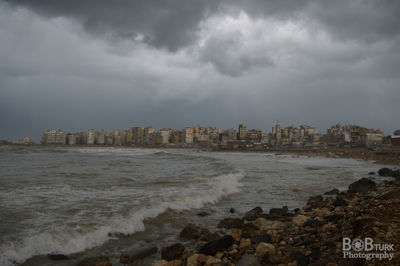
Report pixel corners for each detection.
[0,145,392,265]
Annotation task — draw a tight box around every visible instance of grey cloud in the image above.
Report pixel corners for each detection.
[199,32,274,77]
[1,0,221,51]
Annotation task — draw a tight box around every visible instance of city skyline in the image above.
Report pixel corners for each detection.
[1,1,400,142]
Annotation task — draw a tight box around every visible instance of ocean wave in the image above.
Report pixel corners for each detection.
[0,170,245,265]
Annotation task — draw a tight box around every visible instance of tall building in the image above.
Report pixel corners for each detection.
[41,130,67,145]
[183,128,193,144]
[132,127,145,145]
[238,124,247,140]
[144,127,155,145]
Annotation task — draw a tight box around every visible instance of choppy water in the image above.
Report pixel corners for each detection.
[0,146,391,265]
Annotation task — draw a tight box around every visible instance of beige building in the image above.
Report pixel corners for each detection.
[183,128,193,144]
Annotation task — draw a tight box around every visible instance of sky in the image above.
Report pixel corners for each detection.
[0,0,399,142]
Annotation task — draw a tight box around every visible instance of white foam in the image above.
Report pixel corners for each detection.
[0,170,245,266]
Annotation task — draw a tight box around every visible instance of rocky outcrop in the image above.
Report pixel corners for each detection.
[198,235,234,255]
[217,218,245,229]
[244,206,263,221]
[348,177,376,193]
[161,243,185,261]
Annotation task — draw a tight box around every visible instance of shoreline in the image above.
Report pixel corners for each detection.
[4,144,400,165]
[132,167,399,266]
[52,167,400,266]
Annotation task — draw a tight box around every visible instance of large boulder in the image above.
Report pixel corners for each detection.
[198,235,234,255]
[244,207,263,221]
[269,206,288,216]
[378,168,393,177]
[333,197,348,207]
[217,218,245,229]
[348,178,377,193]
[161,243,185,261]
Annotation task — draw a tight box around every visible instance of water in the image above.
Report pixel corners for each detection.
[0,146,390,265]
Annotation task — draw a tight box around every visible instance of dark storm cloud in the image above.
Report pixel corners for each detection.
[0,0,400,142]
[1,0,220,51]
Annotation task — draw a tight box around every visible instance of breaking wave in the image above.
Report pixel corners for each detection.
[0,170,245,265]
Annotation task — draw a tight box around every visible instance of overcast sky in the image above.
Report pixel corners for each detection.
[1,0,399,142]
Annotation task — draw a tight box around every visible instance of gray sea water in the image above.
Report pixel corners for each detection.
[0,146,390,265]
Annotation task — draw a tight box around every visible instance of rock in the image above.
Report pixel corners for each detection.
[179,224,201,240]
[269,206,288,216]
[368,172,375,175]
[47,254,69,260]
[324,188,339,195]
[235,254,258,266]
[348,178,377,193]
[244,206,263,221]
[166,260,182,266]
[293,215,308,226]
[251,234,271,244]
[303,218,319,227]
[239,238,252,250]
[161,243,185,261]
[197,211,210,217]
[77,256,111,266]
[123,246,158,263]
[229,208,235,213]
[290,251,309,266]
[187,254,207,266]
[307,195,324,208]
[217,218,245,229]
[200,232,220,242]
[254,217,268,230]
[198,235,234,255]
[230,229,242,242]
[255,243,276,258]
[152,260,168,266]
[242,222,260,238]
[378,168,393,177]
[379,188,400,200]
[333,197,348,207]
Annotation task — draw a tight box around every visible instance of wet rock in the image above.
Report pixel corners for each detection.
[166,260,182,266]
[198,235,234,255]
[324,188,339,195]
[48,254,69,260]
[293,215,308,226]
[333,197,348,207]
[179,224,201,240]
[269,205,288,216]
[348,178,377,193]
[197,211,210,217]
[251,234,271,244]
[378,168,393,177]
[200,232,220,242]
[230,229,242,242]
[217,218,245,229]
[187,253,207,266]
[290,251,309,266]
[161,243,185,261]
[229,208,235,214]
[368,172,375,175]
[77,256,111,266]
[255,243,276,258]
[244,206,263,221]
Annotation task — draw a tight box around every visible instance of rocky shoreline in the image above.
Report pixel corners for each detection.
[67,167,400,266]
